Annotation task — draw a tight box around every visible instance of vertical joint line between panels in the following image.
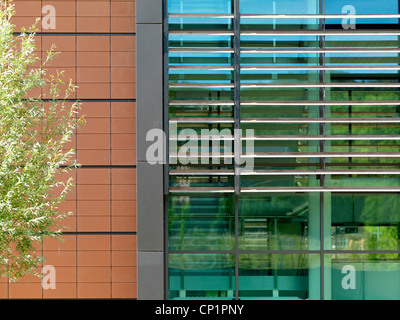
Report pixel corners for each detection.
[319,0,326,301]
[233,0,241,301]
[164,0,170,300]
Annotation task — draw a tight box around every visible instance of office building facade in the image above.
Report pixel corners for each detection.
[138,0,400,300]
[1,0,137,299]
[2,0,400,300]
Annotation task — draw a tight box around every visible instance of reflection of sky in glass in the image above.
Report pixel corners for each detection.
[325,0,398,14]
[169,0,233,14]
[240,0,319,14]
[169,0,399,25]
[169,18,232,25]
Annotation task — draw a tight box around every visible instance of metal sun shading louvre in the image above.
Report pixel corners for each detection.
[168,11,400,194]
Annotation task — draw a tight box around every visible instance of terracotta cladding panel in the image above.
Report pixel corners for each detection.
[111,36,136,52]
[111,134,136,149]
[8,0,137,299]
[9,282,43,299]
[77,267,111,283]
[77,150,111,166]
[111,149,136,165]
[78,216,111,232]
[77,68,111,84]
[44,250,77,267]
[44,234,77,251]
[12,17,42,32]
[77,184,111,201]
[112,235,137,251]
[77,251,111,267]
[111,168,136,185]
[111,67,136,83]
[112,200,137,216]
[111,102,136,118]
[112,283,137,299]
[77,200,111,216]
[77,36,110,52]
[112,252,137,267]
[77,168,111,185]
[78,235,111,250]
[77,134,110,150]
[42,1,76,17]
[78,283,111,299]
[79,117,111,134]
[111,16,136,33]
[43,283,77,299]
[80,101,110,118]
[42,36,76,52]
[77,1,110,17]
[77,17,110,32]
[13,1,42,17]
[112,267,137,282]
[112,216,136,232]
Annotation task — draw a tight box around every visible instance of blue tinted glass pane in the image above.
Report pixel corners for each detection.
[169,0,233,14]
[169,254,235,299]
[327,254,400,300]
[239,254,321,300]
[240,0,319,14]
[325,0,399,24]
[325,0,398,14]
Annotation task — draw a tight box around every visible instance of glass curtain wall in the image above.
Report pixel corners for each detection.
[167,0,400,300]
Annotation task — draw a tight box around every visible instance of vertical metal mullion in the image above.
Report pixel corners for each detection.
[163,0,170,300]
[319,0,326,301]
[233,0,241,301]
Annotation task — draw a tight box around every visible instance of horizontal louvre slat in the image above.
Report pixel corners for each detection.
[170,83,400,88]
[170,101,235,106]
[170,118,234,123]
[169,13,400,19]
[169,30,234,36]
[241,83,400,88]
[170,83,234,88]
[170,100,400,106]
[241,66,400,71]
[170,170,235,175]
[244,135,400,141]
[170,48,400,54]
[169,187,235,193]
[241,48,400,54]
[242,152,400,158]
[169,14,234,19]
[170,154,235,158]
[170,169,400,176]
[241,187,400,193]
[169,30,400,36]
[169,135,400,141]
[243,30,400,36]
[240,101,400,106]
[241,14,400,19]
[169,65,234,70]
[170,65,400,71]
[170,48,235,53]
[169,187,400,193]
[241,118,400,123]
[169,135,234,140]
[240,169,400,175]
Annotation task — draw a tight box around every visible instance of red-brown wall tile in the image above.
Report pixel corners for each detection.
[3,0,137,299]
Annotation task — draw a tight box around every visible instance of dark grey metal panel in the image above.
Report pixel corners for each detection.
[136,0,163,24]
[137,161,164,251]
[136,23,163,163]
[136,0,165,300]
[137,251,165,300]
